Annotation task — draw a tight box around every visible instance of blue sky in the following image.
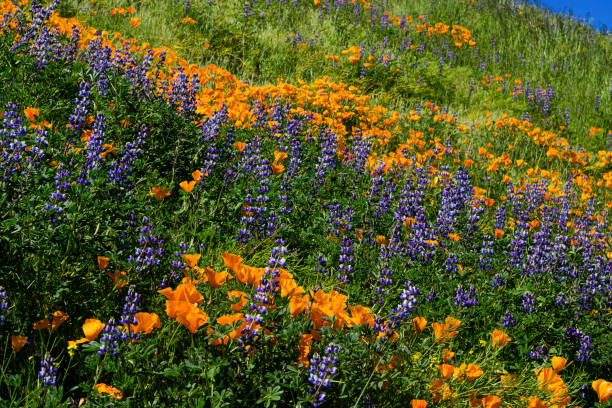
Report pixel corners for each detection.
[533,0,612,31]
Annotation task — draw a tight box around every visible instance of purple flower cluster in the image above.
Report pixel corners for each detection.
[0,286,7,324]
[109,125,148,190]
[120,285,141,338]
[76,113,106,186]
[454,284,478,308]
[38,353,58,387]
[99,318,121,355]
[308,343,341,407]
[127,217,164,274]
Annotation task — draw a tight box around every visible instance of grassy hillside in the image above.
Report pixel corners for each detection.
[0,0,610,407]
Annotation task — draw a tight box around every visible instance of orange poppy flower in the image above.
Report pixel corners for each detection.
[151,186,170,200]
[593,379,612,403]
[233,263,266,286]
[34,310,69,331]
[129,18,141,28]
[491,329,510,348]
[234,141,247,152]
[271,163,285,175]
[454,363,483,382]
[297,333,314,366]
[97,256,110,271]
[106,270,128,289]
[11,335,27,353]
[131,312,161,334]
[24,107,39,122]
[205,267,232,288]
[289,294,310,317]
[82,319,105,341]
[94,383,123,399]
[535,368,570,406]
[551,356,567,373]
[481,395,502,408]
[227,290,248,312]
[221,252,243,271]
[527,396,547,408]
[278,276,304,298]
[192,169,204,182]
[430,379,452,403]
[159,280,204,305]
[175,307,209,334]
[494,229,504,239]
[439,364,455,379]
[273,151,288,163]
[413,317,427,332]
[376,235,389,246]
[181,254,201,269]
[410,400,427,408]
[179,180,196,192]
[348,305,374,327]
[442,348,455,362]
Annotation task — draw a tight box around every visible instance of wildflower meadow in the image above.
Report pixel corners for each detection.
[0,0,610,406]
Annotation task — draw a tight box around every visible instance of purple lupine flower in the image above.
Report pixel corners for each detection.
[479,235,494,271]
[529,345,547,361]
[239,240,288,353]
[308,343,341,407]
[127,217,164,274]
[501,311,516,327]
[61,25,81,63]
[99,318,121,355]
[337,235,354,283]
[454,285,478,308]
[521,291,535,313]
[120,285,141,339]
[76,112,106,185]
[109,125,148,190]
[312,128,338,187]
[0,286,7,324]
[491,274,505,287]
[67,81,92,138]
[38,353,58,386]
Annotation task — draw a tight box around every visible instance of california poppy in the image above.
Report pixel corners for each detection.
[34,310,69,331]
[11,335,27,353]
[480,395,501,408]
[82,319,105,341]
[413,317,427,333]
[551,356,567,373]
[181,254,201,269]
[593,379,612,403]
[180,180,196,192]
[129,17,141,28]
[131,312,161,334]
[106,270,128,289]
[97,256,110,271]
[227,290,248,312]
[221,252,243,271]
[439,364,455,379]
[24,107,39,122]
[205,267,232,288]
[271,163,285,175]
[151,186,170,200]
[94,383,123,399]
[527,397,547,408]
[175,307,209,334]
[410,400,427,408]
[490,329,510,348]
[234,141,247,152]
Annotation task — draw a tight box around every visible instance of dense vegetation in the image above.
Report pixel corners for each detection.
[0,0,610,406]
